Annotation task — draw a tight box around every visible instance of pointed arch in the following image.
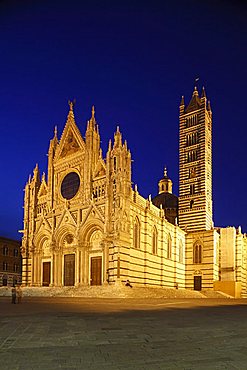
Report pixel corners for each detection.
[152,226,158,255]
[133,216,140,249]
[193,242,202,264]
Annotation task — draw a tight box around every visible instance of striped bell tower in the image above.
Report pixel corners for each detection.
[178,86,213,232]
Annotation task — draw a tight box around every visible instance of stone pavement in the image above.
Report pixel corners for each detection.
[0,297,247,370]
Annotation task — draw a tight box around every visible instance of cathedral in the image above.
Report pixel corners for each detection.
[20,87,247,297]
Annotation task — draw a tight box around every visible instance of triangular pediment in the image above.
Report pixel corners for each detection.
[38,178,48,198]
[56,208,78,230]
[35,216,51,235]
[93,158,106,179]
[80,202,105,228]
[54,108,85,161]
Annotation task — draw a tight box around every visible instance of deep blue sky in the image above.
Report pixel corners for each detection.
[0,0,246,240]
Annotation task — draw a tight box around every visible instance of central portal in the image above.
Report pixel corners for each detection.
[64,254,75,286]
[90,256,102,285]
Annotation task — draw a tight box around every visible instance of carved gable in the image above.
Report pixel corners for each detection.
[35,216,52,235]
[38,179,48,198]
[54,107,85,162]
[60,129,80,157]
[81,202,105,227]
[93,158,106,179]
[56,209,78,230]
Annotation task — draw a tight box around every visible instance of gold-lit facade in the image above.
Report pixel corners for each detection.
[21,88,247,297]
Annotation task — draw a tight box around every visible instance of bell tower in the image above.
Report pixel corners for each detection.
[178,86,213,232]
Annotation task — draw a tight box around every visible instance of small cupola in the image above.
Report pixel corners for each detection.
[158,167,173,194]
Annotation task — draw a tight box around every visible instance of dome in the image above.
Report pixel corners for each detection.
[152,192,178,210]
[153,167,178,225]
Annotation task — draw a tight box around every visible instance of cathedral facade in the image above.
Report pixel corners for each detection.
[20,88,247,297]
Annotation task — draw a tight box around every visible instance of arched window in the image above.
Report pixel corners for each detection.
[152,227,158,255]
[179,240,183,263]
[167,234,172,259]
[133,217,140,249]
[193,243,202,264]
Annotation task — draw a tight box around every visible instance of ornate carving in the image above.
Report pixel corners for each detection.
[61,131,80,157]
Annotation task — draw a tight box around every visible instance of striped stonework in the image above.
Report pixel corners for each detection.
[178,87,213,232]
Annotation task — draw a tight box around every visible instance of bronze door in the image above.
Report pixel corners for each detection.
[43,262,51,286]
[90,256,102,286]
[64,254,75,286]
[194,275,202,291]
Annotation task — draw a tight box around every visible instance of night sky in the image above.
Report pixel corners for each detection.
[0,0,246,240]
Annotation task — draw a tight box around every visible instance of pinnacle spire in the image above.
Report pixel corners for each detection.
[201,86,206,98]
[193,86,199,96]
[180,95,185,106]
[185,86,201,113]
[113,125,122,148]
[91,105,95,119]
[207,100,211,111]
[86,105,97,131]
[33,163,40,181]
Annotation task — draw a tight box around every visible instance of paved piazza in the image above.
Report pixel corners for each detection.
[0,297,247,369]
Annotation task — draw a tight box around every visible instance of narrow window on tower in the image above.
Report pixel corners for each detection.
[190,184,195,195]
[190,200,194,209]
[196,132,199,144]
